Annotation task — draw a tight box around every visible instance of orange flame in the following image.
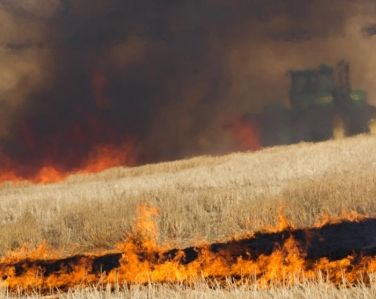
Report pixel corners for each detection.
[0,142,135,184]
[0,71,139,185]
[264,205,295,232]
[1,206,376,294]
[314,209,369,227]
[231,120,261,151]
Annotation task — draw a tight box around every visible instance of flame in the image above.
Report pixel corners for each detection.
[231,120,261,151]
[0,71,138,184]
[117,204,160,253]
[313,209,368,227]
[1,206,376,294]
[264,206,295,232]
[0,142,135,184]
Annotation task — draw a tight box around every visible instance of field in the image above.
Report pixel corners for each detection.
[1,134,376,297]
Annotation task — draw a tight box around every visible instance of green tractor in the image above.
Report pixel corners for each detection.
[288,64,337,143]
[243,60,376,147]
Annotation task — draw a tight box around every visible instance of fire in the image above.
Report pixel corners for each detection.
[1,206,376,294]
[0,142,135,184]
[230,119,261,151]
[313,209,368,227]
[264,206,295,232]
[0,71,137,184]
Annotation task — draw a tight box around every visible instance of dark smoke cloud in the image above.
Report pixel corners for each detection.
[1,0,376,168]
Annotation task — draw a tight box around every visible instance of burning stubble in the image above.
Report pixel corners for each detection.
[1,205,376,294]
[1,1,376,182]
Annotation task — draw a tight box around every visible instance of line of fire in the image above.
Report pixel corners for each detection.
[238,60,376,147]
[1,207,376,294]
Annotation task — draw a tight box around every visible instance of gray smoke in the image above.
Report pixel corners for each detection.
[0,0,376,168]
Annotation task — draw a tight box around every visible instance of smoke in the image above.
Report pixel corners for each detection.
[1,0,376,170]
[0,2,57,137]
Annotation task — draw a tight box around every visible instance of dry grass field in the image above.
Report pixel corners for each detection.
[1,134,376,297]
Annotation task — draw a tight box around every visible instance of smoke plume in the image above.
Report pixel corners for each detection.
[1,0,376,177]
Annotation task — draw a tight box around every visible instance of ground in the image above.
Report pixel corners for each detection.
[1,134,376,297]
